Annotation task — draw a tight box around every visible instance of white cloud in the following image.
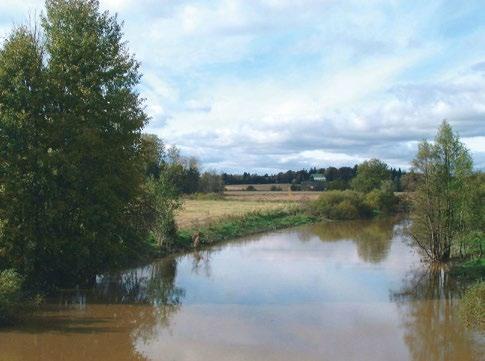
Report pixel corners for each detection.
[1,0,484,171]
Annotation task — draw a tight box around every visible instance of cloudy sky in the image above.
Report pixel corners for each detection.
[1,0,485,172]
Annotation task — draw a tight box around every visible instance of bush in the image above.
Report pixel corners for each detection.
[459,282,485,330]
[364,181,397,215]
[0,269,25,325]
[246,185,256,191]
[335,199,359,219]
[326,179,348,190]
[270,185,282,191]
[311,190,370,220]
[290,184,302,191]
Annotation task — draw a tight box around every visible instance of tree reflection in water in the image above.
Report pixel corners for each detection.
[191,250,212,277]
[391,266,485,361]
[0,257,186,361]
[305,218,395,263]
[52,257,186,357]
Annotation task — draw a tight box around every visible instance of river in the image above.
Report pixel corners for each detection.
[1,219,483,361]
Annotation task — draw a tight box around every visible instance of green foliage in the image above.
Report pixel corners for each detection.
[199,171,224,193]
[176,208,315,250]
[0,1,153,287]
[456,231,485,261]
[246,185,256,191]
[140,134,165,179]
[326,179,349,190]
[0,27,52,285]
[452,258,485,282]
[0,269,35,326]
[459,282,485,330]
[335,199,360,219]
[410,121,474,262]
[270,185,282,191]
[311,191,371,220]
[364,180,398,215]
[159,145,200,194]
[137,135,183,248]
[142,176,181,250]
[311,186,399,220]
[400,171,420,192]
[351,159,391,192]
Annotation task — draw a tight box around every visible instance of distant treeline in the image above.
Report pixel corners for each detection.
[222,166,408,191]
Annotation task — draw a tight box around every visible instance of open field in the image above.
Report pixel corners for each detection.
[224,190,322,202]
[225,183,292,191]
[176,199,299,229]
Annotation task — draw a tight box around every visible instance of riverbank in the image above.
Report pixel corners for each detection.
[164,189,408,255]
[171,206,317,254]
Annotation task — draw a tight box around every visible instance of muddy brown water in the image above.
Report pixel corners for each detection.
[1,219,484,361]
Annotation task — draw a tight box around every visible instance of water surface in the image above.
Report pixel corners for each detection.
[1,219,483,361]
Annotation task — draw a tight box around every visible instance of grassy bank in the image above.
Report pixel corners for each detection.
[459,281,485,331]
[448,241,484,328]
[170,207,316,254]
[167,189,406,255]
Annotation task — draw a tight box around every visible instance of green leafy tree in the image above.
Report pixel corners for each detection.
[351,159,391,193]
[199,171,224,193]
[164,145,200,194]
[138,134,181,249]
[410,121,473,262]
[0,27,53,284]
[1,1,150,287]
[140,134,165,178]
[364,180,397,215]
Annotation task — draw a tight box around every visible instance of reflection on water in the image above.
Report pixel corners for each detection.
[392,267,485,361]
[0,219,483,361]
[305,218,394,262]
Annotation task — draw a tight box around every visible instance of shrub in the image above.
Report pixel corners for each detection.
[459,282,485,330]
[270,185,282,191]
[246,185,256,191]
[335,199,359,219]
[364,181,397,215]
[326,179,348,190]
[311,190,370,220]
[290,184,301,191]
[0,269,25,325]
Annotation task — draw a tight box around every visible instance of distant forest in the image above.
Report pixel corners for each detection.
[222,166,406,191]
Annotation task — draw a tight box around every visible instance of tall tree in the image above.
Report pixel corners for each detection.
[351,159,390,192]
[410,120,473,262]
[43,0,148,285]
[0,27,52,279]
[0,0,150,287]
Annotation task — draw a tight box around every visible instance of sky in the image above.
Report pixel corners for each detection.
[1,0,485,173]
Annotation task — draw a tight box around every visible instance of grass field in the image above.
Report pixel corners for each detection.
[176,199,297,229]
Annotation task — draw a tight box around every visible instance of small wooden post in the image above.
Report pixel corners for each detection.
[192,231,200,248]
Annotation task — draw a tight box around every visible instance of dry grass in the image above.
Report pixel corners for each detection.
[176,199,297,229]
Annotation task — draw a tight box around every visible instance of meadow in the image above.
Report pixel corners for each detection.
[176,197,298,229]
